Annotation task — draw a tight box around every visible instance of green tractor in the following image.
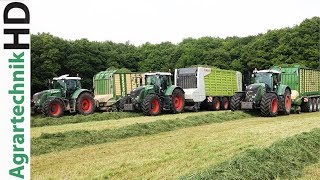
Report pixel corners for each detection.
[31,74,95,117]
[230,69,291,117]
[120,72,185,116]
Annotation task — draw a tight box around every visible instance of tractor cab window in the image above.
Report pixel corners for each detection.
[53,80,66,89]
[145,75,160,86]
[253,72,272,89]
[66,80,78,91]
[160,75,169,90]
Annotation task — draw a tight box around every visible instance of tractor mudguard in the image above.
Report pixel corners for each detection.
[164,85,184,96]
[276,85,291,96]
[71,89,94,99]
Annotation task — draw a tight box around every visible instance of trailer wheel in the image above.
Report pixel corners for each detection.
[230,93,244,111]
[222,97,229,110]
[42,98,64,118]
[261,93,278,117]
[142,94,161,116]
[316,98,320,111]
[171,89,185,113]
[77,92,95,115]
[212,97,220,111]
[312,98,317,112]
[281,89,291,115]
[301,98,312,112]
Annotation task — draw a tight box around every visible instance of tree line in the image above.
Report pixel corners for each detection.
[31,17,320,94]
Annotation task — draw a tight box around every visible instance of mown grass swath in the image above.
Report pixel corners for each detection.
[31,112,142,127]
[31,111,253,155]
[183,128,320,179]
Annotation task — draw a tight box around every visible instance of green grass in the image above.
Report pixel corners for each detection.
[183,128,320,179]
[31,111,253,155]
[31,112,142,127]
[31,112,320,179]
[31,111,219,138]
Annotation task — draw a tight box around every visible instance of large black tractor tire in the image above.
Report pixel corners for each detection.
[171,89,185,114]
[281,88,291,115]
[118,96,131,111]
[76,92,95,115]
[42,98,64,118]
[301,98,312,112]
[230,93,244,111]
[142,94,161,116]
[261,93,279,117]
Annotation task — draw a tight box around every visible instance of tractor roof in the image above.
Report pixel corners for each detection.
[145,72,172,76]
[255,70,281,74]
[53,74,81,80]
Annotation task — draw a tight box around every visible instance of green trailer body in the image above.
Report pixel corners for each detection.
[204,68,242,97]
[94,69,144,111]
[272,65,320,107]
[175,67,242,110]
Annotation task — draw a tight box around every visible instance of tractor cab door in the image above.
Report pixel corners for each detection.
[272,73,281,91]
[66,79,78,97]
[160,75,170,93]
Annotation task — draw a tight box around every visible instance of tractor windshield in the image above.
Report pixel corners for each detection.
[145,75,160,86]
[53,80,66,89]
[254,72,272,88]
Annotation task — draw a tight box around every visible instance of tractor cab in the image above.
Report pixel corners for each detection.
[51,75,81,96]
[252,69,281,91]
[145,72,172,93]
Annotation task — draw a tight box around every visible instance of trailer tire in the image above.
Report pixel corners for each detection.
[316,98,320,111]
[42,98,64,118]
[281,88,291,115]
[230,93,244,111]
[261,93,278,117]
[301,98,312,112]
[312,98,317,112]
[142,94,161,116]
[222,97,229,110]
[171,89,185,113]
[76,92,95,115]
[212,97,220,111]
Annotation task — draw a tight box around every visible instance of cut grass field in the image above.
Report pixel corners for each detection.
[31,111,252,155]
[31,112,141,127]
[184,128,320,179]
[31,112,320,179]
[300,163,320,179]
[31,111,220,138]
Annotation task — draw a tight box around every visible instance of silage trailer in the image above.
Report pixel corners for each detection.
[174,67,242,111]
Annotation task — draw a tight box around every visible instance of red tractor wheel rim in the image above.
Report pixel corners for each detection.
[215,101,220,110]
[151,99,160,113]
[50,103,61,116]
[224,100,229,109]
[81,98,92,112]
[271,99,278,113]
[285,96,291,110]
[174,96,183,110]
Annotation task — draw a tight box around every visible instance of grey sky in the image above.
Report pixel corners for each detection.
[32,0,320,45]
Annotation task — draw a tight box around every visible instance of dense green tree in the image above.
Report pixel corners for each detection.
[31,17,320,94]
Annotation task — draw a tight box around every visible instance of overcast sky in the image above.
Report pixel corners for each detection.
[31,0,320,45]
